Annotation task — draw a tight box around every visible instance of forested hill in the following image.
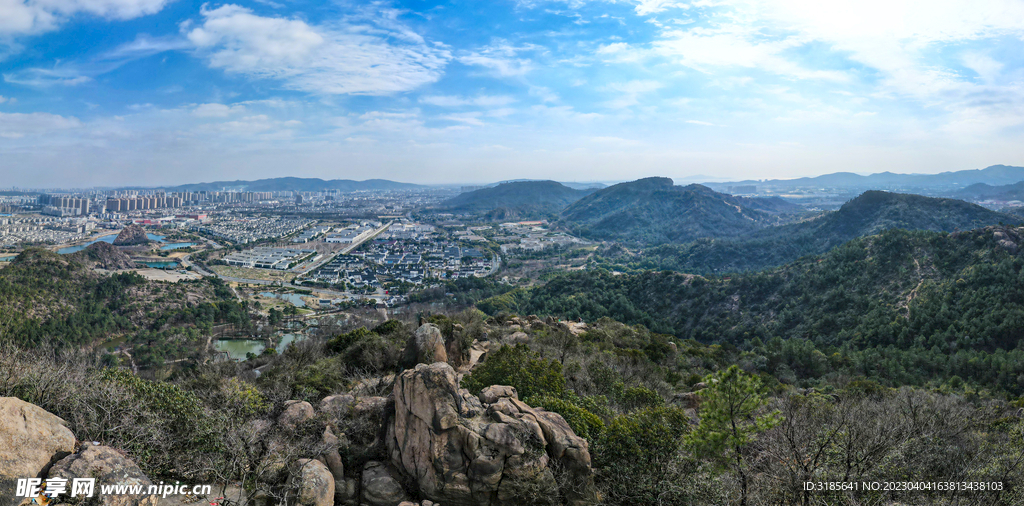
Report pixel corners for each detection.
[481,226,1024,394]
[0,249,244,357]
[559,177,802,244]
[441,180,593,219]
[628,190,1022,273]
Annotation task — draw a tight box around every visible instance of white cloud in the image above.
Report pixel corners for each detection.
[420,95,516,107]
[633,0,687,15]
[440,112,485,126]
[186,4,450,95]
[192,103,247,118]
[3,67,91,86]
[685,119,716,126]
[458,42,539,77]
[603,79,663,108]
[0,111,81,138]
[0,0,172,35]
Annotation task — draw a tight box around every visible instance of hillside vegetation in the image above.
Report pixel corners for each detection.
[559,177,802,244]
[0,248,247,364]
[482,225,1024,395]
[617,190,1022,273]
[441,180,593,219]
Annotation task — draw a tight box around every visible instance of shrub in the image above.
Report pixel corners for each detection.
[462,344,566,399]
[593,406,690,505]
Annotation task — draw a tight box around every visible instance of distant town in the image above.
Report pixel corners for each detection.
[0,186,579,313]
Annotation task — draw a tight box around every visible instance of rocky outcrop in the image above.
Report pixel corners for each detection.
[48,445,158,506]
[76,242,138,270]
[0,397,76,502]
[405,324,447,365]
[112,224,150,246]
[289,459,334,506]
[388,363,599,506]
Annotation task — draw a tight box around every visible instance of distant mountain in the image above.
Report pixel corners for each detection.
[441,181,594,219]
[705,164,1024,191]
[558,177,802,244]
[631,191,1023,273]
[153,177,425,193]
[956,181,1024,201]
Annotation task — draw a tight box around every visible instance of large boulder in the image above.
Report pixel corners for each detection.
[47,445,158,506]
[405,324,448,365]
[361,461,410,506]
[289,459,334,506]
[279,400,315,432]
[388,363,599,506]
[0,397,76,502]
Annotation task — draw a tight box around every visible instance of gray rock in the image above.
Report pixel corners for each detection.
[407,323,448,365]
[361,461,410,506]
[0,397,75,503]
[479,385,518,405]
[388,363,599,506]
[289,459,334,506]
[279,400,315,432]
[48,445,158,506]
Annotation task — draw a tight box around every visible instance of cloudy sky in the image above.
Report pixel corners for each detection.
[1,0,1023,187]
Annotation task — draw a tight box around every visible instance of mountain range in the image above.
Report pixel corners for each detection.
[626,191,1022,273]
[703,164,1024,191]
[956,181,1024,201]
[558,177,803,244]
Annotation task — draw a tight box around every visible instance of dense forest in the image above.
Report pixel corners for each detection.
[0,248,249,364]
[479,226,1024,396]
[596,191,1022,274]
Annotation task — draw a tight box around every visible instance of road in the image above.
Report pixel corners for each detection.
[179,222,396,303]
[294,220,394,276]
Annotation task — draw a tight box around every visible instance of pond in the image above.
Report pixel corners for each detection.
[214,339,265,360]
[160,242,195,250]
[0,255,14,262]
[215,333,308,360]
[259,291,307,307]
[140,261,179,269]
[57,232,167,254]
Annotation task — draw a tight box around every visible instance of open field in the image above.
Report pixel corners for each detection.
[211,264,297,282]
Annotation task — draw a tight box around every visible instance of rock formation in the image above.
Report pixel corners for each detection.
[0,397,76,502]
[112,224,150,246]
[48,445,159,506]
[76,241,138,270]
[388,362,599,506]
[360,461,410,506]
[405,323,447,365]
[279,400,315,432]
[289,459,334,506]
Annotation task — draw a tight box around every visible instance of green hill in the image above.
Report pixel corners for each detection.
[480,225,1024,394]
[626,191,1022,273]
[0,249,245,363]
[442,180,593,219]
[558,177,801,244]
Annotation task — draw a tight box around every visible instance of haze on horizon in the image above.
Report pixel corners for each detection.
[1,0,1023,188]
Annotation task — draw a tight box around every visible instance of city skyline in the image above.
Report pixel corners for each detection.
[2,0,1023,187]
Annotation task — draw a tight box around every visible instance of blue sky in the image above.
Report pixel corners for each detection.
[1,0,1023,187]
